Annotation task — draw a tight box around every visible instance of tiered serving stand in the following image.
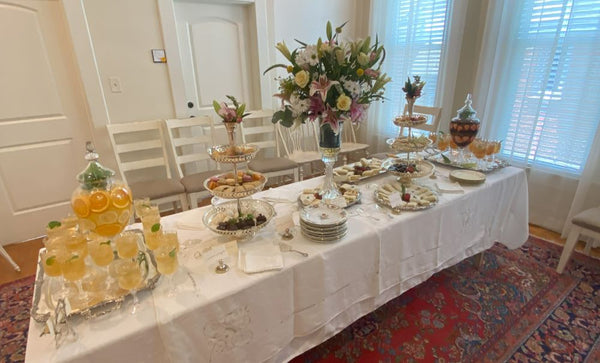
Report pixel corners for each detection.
[377,114,438,211]
[203,123,275,240]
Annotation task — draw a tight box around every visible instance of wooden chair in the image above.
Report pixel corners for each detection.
[401,105,443,133]
[106,120,189,213]
[557,206,600,273]
[277,122,322,180]
[164,116,220,208]
[239,110,299,186]
[340,122,369,164]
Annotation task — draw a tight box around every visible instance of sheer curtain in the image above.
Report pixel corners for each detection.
[366,0,455,152]
[474,0,600,232]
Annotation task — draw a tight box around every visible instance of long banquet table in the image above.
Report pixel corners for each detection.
[25,165,528,362]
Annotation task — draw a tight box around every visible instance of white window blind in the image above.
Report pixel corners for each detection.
[502,0,600,175]
[377,0,451,138]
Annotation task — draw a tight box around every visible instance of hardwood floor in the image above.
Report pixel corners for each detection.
[1,224,598,286]
[0,237,43,285]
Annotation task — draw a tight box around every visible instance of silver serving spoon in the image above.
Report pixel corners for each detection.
[279,242,308,257]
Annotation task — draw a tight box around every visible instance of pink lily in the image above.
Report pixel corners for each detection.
[350,99,368,123]
[309,75,339,102]
[364,68,380,78]
[321,106,341,134]
[308,95,325,121]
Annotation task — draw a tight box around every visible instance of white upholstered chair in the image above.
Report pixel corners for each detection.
[340,122,369,163]
[239,110,299,186]
[164,116,220,208]
[277,122,322,180]
[106,120,189,213]
[557,206,600,273]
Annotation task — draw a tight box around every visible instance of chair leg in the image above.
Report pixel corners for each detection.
[179,194,190,211]
[583,239,592,255]
[0,244,20,272]
[557,226,581,274]
[188,194,198,209]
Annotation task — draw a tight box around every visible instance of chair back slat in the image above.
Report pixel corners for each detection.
[165,116,218,178]
[120,157,165,172]
[401,105,443,133]
[278,121,319,157]
[114,140,163,153]
[106,120,173,184]
[239,110,282,158]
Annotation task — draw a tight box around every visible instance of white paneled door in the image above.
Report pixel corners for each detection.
[0,1,93,244]
[172,0,261,116]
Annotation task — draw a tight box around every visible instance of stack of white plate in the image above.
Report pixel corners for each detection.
[299,203,347,242]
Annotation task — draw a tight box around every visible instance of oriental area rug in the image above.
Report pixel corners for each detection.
[1,236,599,363]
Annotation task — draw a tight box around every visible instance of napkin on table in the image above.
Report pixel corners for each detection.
[435,181,464,194]
[176,209,206,230]
[238,239,284,274]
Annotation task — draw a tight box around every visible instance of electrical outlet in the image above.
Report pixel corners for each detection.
[109,77,122,93]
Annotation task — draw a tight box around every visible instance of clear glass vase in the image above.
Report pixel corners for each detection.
[318,122,343,202]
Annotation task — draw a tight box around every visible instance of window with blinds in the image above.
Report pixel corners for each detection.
[379,0,451,137]
[503,0,600,174]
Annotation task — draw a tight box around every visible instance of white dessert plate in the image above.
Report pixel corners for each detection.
[449,170,486,185]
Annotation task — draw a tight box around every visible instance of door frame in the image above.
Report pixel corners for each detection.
[157,0,275,117]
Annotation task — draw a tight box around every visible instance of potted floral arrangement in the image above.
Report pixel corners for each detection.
[401,75,426,120]
[213,95,250,153]
[265,21,390,200]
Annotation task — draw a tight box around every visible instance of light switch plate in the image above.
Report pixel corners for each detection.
[109,77,122,93]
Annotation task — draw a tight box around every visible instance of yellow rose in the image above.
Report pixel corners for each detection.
[336,94,352,111]
[294,70,309,88]
[356,68,364,77]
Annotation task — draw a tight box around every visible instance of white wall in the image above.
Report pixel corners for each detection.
[271,0,360,56]
[83,0,175,123]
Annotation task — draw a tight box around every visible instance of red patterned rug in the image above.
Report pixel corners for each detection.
[0,275,35,363]
[293,236,600,362]
[1,237,599,363]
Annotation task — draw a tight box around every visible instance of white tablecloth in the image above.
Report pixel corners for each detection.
[25,166,528,363]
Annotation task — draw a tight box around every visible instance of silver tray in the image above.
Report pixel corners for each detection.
[203,199,275,238]
[297,189,361,209]
[333,158,387,184]
[426,151,509,173]
[387,137,433,153]
[374,183,438,212]
[382,159,435,180]
[31,229,160,323]
[204,172,267,199]
[208,144,258,163]
[393,115,428,127]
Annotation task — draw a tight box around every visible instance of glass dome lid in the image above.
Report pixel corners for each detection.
[454,94,480,122]
[76,142,115,190]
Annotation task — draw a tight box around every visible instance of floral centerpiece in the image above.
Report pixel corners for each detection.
[399,75,426,121]
[265,21,390,201]
[212,95,250,155]
[213,95,249,123]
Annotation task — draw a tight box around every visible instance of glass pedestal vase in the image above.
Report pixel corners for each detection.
[318,122,343,202]
[406,97,416,118]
